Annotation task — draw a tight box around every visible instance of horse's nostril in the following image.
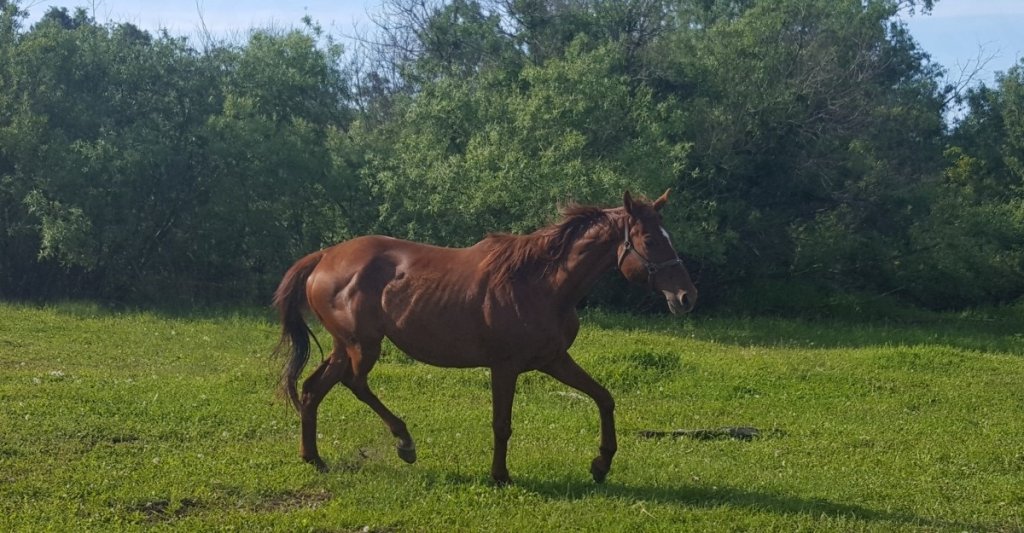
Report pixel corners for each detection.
[681,291,696,312]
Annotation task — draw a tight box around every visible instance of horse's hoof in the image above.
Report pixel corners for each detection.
[491,473,512,487]
[303,456,329,473]
[397,444,417,464]
[590,457,609,483]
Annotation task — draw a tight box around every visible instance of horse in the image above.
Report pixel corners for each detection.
[272,190,697,484]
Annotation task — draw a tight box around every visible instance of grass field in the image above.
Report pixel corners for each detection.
[1,301,1023,531]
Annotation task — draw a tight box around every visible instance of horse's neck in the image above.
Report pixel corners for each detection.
[553,213,624,304]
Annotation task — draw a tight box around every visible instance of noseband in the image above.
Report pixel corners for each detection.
[616,223,685,289]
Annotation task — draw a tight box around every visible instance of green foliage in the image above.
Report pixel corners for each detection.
[364,39,682,244]
[646,0,949,300]
[953,62,1024,200]
[196,29,356,299]
[0,4,355,302]
[22,190,95,267]
[0,0,1022,310]
[414,0,521,81]
[887,62,1024,308]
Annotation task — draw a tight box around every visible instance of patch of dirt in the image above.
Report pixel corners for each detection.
[638,426,787,441]
[302,525,405,533]
[128,497,201,522]
[335,447,376,473]
[109,434,139,445]
[255,489,332,513]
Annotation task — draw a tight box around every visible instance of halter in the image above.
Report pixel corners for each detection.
[616,222,685,289]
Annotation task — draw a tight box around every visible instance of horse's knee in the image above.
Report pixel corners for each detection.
[594,388,615,413]
[299,380,321,404]
[302,361,347,406]
[299,390,320,413]
[492,421,512,442]
[345,376,371,397]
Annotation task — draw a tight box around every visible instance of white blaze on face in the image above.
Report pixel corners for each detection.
[660,226,673,246]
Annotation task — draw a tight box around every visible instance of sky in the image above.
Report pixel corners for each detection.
[18,0,1024,87]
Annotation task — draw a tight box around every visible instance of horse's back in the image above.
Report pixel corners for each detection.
[310,235,469,281]
[305,236,485,343]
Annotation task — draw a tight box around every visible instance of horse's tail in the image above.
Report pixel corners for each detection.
[272,249,326,413]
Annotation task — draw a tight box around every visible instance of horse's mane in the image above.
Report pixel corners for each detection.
[481,204,611,284]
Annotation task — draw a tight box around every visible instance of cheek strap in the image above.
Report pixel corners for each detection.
[617,224,684,289]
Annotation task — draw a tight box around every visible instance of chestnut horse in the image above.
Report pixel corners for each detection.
[273,190,697,484]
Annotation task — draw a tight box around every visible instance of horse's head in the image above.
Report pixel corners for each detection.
[616,189,698,314]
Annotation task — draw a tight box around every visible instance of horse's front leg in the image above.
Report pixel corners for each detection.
[489,366,519,485]
[540,353,616,483]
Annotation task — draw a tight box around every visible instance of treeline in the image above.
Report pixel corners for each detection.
[1,0,1022,310]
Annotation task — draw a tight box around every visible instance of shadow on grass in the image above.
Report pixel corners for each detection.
[412,465,978,529]
[582,307,1024,356]
[4,299,280,329]
[507,476,978,530]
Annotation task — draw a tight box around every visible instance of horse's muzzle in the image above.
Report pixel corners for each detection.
[664,289,696,315]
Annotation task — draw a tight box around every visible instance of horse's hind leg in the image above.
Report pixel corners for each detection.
[343,338,417,464]
[299,353,352,471]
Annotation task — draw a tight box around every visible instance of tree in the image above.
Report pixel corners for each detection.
[358,38,682,246]
[3,14,224,298]
[637,0,949,304]
[199,28,357,298]
[0,7,359,302]
[900,63,1024,307]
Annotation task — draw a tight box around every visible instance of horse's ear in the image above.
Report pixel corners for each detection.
[653,188,670,211]
[623,190,635,215]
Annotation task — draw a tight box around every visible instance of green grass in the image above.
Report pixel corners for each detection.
[1,301,1023,531]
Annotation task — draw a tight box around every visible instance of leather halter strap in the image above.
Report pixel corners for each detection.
[616,223,685,289]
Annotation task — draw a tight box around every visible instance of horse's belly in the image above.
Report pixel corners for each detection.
[382,309,569,369]
[384,327,489,368]
[379,274,569,368]
[380,281,490,367]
